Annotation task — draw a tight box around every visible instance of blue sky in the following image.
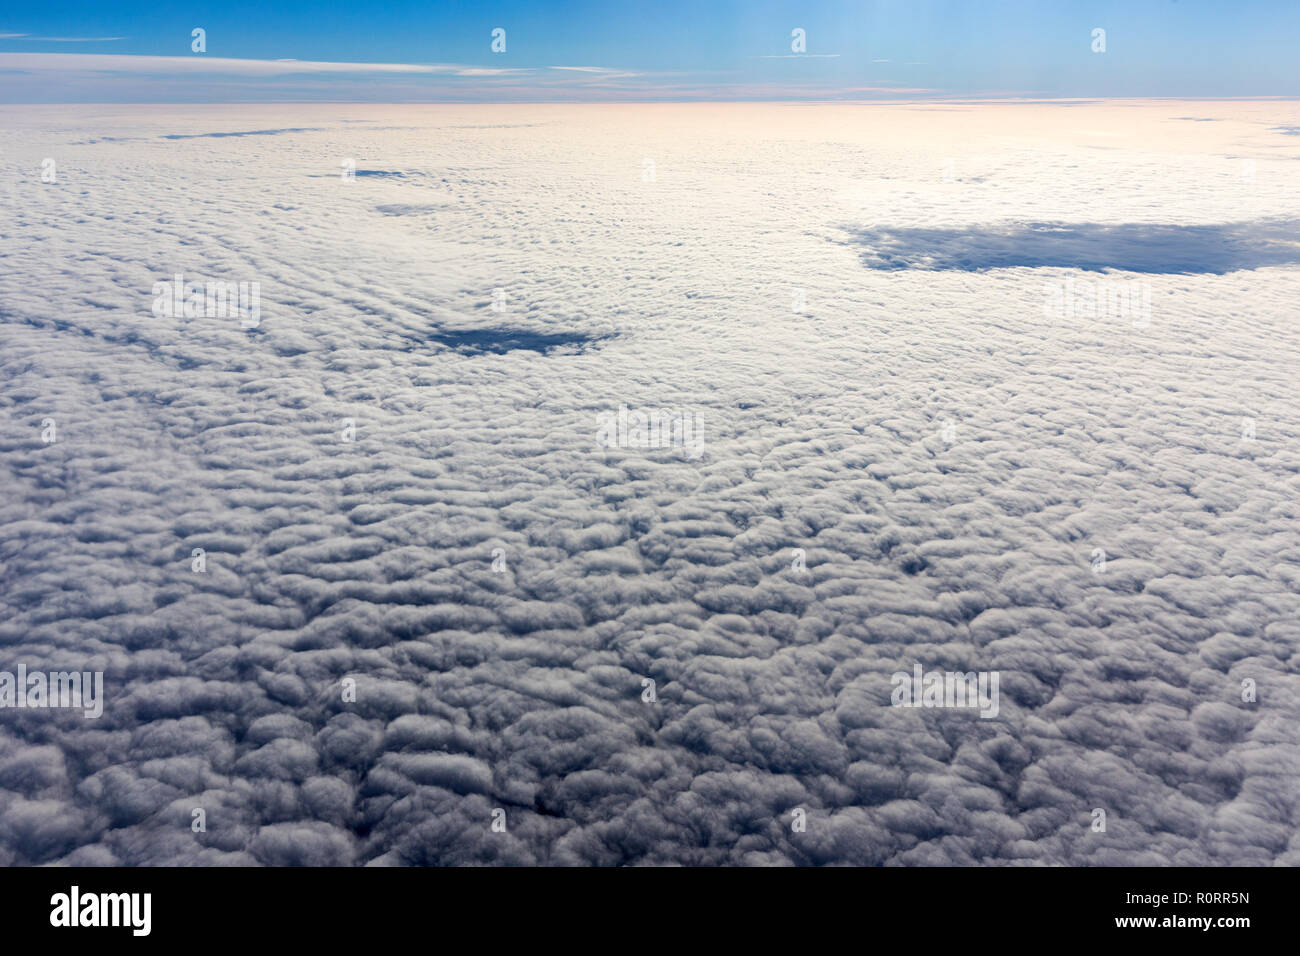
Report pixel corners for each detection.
[2,1,1298,102]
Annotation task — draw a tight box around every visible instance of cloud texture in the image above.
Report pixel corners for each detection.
[0,102,1298,865]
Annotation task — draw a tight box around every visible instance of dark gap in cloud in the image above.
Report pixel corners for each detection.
[305,170,425,180]
[160,128,323,139]
[1271,126,1300,135]
[427,327,607,355]
[844,218,1300,274]
[1174,117,1220,122]
[374,203,442,216]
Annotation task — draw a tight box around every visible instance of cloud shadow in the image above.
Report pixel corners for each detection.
[161,128,322,139]
[428,327,607,355]
[844,218,1300,274]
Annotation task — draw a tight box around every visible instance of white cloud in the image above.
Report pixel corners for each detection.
[0,53,477,75]
[0,101,1296,866]
[547,66,643,80]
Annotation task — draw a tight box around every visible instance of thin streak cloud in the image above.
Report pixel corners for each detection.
[0,53,475,75]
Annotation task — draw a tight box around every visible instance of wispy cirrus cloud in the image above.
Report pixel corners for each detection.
[448,67,529,77]
[0,32,125,41]
[0,55,651,80]
[548,65,644,79]
[0,54,670,100]
[0,53,484,75]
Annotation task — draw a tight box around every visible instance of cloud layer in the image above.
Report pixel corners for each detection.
[0,102,1298,866]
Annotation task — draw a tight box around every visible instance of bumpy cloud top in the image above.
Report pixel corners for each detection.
[0,102,1297,865]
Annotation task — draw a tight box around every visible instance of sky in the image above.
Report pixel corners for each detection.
[2,0,1299,102]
